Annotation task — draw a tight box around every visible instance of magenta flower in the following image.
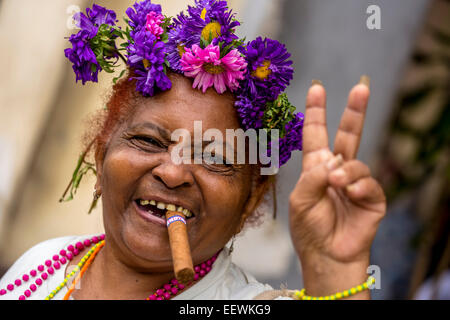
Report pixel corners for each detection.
[145,11,165,39]
[180,44,247,94]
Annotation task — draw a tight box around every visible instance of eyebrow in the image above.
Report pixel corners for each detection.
[129,122,171,140]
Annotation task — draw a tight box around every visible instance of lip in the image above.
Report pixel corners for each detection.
[133,201,167,227]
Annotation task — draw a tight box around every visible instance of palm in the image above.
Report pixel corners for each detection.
[289,80,386,264]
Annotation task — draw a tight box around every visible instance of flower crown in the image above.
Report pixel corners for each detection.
[65,0,304,168]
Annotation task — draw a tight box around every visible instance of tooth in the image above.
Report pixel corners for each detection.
[177,206,184,213]
[140,200,149,205]
[150,200,156,205]
[157,202,166,210]
[166,204,176,211]
[182,208,192,217]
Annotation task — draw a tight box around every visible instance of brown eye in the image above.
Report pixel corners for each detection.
[130,136,164,150]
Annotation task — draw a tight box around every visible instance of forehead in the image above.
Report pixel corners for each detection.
[127,75,241,134]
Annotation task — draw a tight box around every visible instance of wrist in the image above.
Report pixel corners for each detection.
[300,253,371,299]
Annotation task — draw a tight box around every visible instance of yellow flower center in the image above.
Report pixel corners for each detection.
[143,59,151,69]
[203,63,225,74]
[201,21,221,41]
[177,44,186,57]
[201,8,207,20]
[252,60,272,80]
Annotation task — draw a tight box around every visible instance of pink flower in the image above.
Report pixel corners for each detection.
[180,44,247,94]
[146,11,164,39]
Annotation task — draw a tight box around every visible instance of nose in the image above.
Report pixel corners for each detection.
[151,157,195,189]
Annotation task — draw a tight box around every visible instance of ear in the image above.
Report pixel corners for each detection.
[94,147,104,195]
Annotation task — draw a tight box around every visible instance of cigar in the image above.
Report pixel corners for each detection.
[165,211,194,284]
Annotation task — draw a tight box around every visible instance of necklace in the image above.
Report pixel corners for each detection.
[0,234,219,300]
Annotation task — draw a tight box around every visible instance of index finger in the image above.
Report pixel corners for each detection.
[302,82,330,170]
[333,76,371,160]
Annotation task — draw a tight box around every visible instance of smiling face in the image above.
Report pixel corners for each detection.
[95,73,259,272]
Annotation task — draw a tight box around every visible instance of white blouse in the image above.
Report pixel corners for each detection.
[0,235,290,300]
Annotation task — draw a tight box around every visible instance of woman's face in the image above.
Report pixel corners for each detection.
[97,75,255,271]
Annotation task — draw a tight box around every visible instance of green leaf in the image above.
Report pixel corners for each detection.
[113,69,126,84]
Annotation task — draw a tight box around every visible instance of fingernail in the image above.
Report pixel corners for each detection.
[326,154,343,171]
[359,75,370,89]
[311,79,323,87]
[346,183,358,193]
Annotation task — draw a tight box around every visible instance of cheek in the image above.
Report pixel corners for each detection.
[199,174,252,232]
[102,148,142,197]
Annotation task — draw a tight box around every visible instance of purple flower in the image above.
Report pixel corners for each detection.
[234,95,266,130]
[239,37,294,101]
[269,113,304,167]
[166,13,189,72]
[178,0,240,48]
[64,4,117,84]
[127,30,171,96]
[126,0,162,37]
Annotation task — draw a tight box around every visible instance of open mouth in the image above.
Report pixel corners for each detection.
[135,199,196,221]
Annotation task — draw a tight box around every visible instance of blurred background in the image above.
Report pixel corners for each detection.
[0,0,448,299]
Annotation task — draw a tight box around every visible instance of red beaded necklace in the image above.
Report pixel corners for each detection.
[0,234,219,300]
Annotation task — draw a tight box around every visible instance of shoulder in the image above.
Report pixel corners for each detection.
[0,235,92,299]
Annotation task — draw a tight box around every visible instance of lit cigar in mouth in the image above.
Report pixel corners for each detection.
[165,211,194,284]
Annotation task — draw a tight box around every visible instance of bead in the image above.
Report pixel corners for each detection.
[211,256,217,262]
[41,273,48,280]
[30,269,37,277]
[19,295,26,300]
[206,266,211,273]
[156,297,163,300]
[194,266,200,273]
[194,273,199,281]
[170,279,178,286]
[76,242,84,250]
[156,289,164,296]
[73,248,79,256]
[47,267,54,275]
[163,292,171,299]
[60,257,67,265]
[7,284,14,291]
[178,283,185,290]
[201,263,206,269]
[53,261,61,270]
[83,239,91,247]
[30,284,37,292]
[45,260,52,267]
[24,290,31,297]
[67,245,75,252]
[91,236,99,244]
[199,270,206,277]
[35,279,43,286]
[66,252,73,260]
[38,265,44,272]
[206,260,212,266]
[148,294,156,300]
[59,249,67,256]
[171,287,178,295]
[100,234,105,240]
[14,279,22,286]
[22,274,29,282]
[163,284,171,291]
[0,289,6,295]
[52,254,59,261]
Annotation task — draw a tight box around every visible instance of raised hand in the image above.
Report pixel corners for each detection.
[289,77,386,298]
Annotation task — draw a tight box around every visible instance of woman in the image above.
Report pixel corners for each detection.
[0,0,385,300]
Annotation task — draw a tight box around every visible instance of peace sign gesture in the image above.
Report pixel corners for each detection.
[289,77,386,298]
